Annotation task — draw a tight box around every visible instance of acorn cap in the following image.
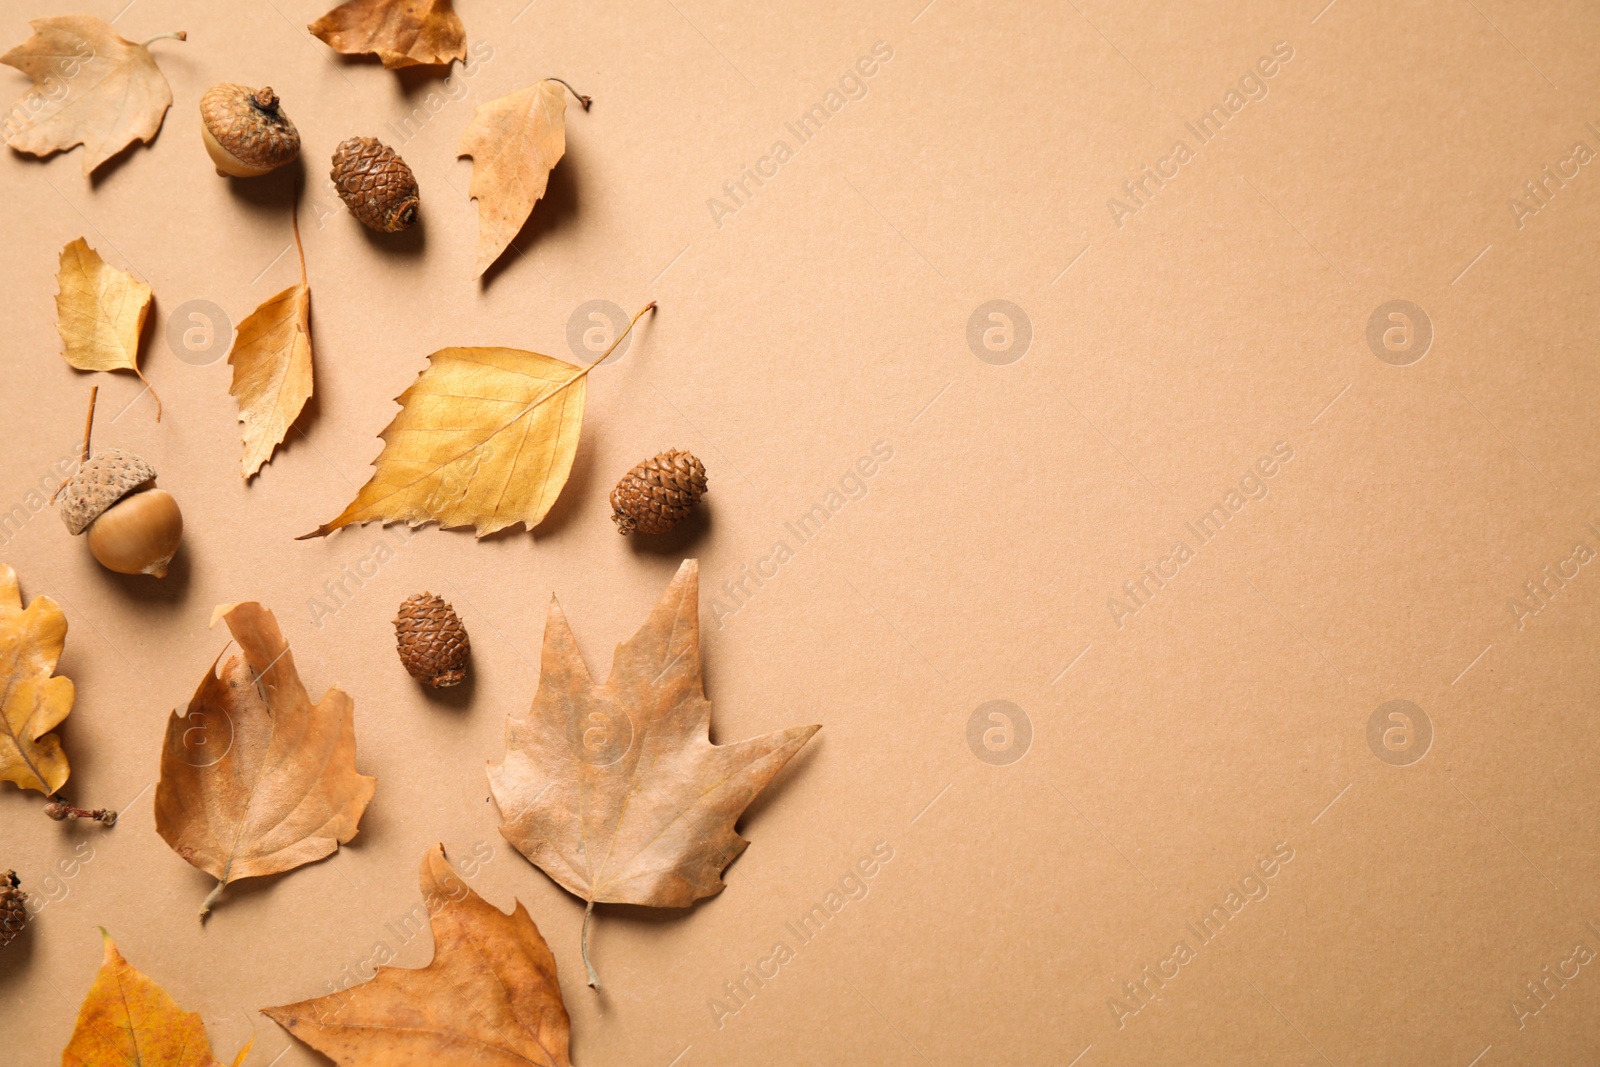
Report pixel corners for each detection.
[58,449,156,535]
[200,84,300,173]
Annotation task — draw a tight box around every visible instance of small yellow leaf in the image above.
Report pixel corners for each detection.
[0,562,73,796]
[309,0,465,69]
[55,238,161,419]
[303,303,654,539]
[228,213,313,478]
[459,79,580,275]
[62,929,246,1067]
[1,17,184,176]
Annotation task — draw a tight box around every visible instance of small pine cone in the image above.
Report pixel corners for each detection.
[611,450,708,535]
[394,593,471,687]
[331,137,419,232]
[0,871,26,950]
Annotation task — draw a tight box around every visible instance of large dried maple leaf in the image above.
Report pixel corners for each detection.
[154,602,375,920]
[1,16,184,176]
[301,302,653,538]
[56,237,162,419]
[0,563,73,796]
[490,559,819,985]
[459,79,587,276]
[228,209,312,478]
[309,0,466,69]
[63,929,250,1067]
[263,844,573,1067]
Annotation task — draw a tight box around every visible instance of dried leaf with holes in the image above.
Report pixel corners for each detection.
[262,844,572,1066]
[154,602,375,920]
[62,929,251,1067]
[55,238,161,419]
[1,16,184,175]
[0,563,73,797]
[489,559,820,987]
[300,302,655,538]
[458,79,589,275]
[309,0,465,69]
[228,206,312,478]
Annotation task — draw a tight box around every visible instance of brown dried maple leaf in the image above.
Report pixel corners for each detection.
[489,559,820,986]
[154,602,375,920]
[309,0,465,69]
[262,844,572,1067]
[1,16,185,176]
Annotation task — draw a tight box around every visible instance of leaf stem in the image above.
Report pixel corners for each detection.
[140,31,187,48]
[134,368,163,422]
[291,191,306,287]
[199,880,225,922]
[545,77,592,111]
[581,899,601,989]
[52,386,97,504]
[43,797,117,825]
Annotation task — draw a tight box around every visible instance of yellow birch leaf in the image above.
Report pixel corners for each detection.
[458,79,588,276]
[62,929,250,1067]
[0,562,72,796]
[228,210,313,478]
[55,237,161,420]
[301,302,654,539]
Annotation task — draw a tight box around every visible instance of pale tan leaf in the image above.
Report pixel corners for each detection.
[262,845,572,1067]
[1,17,183,175]
[309,0,465,69]
[227,216,312,478]
[54,238,160,419]
[154,602,374,919]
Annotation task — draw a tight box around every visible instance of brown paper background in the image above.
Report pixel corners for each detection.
[4,0,1600,1063]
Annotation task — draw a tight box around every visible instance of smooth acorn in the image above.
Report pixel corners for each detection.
[54,388,183,578]
[200,84,300,178]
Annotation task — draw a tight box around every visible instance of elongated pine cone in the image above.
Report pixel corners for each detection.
[611,450,708,535]
[331,137,419,232]
[0,871,25,950]
[394,593,470,687]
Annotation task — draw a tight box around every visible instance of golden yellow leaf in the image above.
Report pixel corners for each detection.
[309,0,465,69]
[489,559,820,986]
[301,302,654,539]
[154,602,375,920]
[0,563,73,796]
[1,17,184,176]
[55,237,161,420]
[228,210,313,478]
[63,929,250,1067]
[458,79,588,276]
[263,844,573,1067]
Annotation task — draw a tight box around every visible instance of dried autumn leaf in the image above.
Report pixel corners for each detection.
[458,79,588,276]
[154,601,375,920]
[63,929,250,1067]
[55,237,161,420]
[228,208,312,478]
[489,559,820,986]
[1,17,184,175]
[301,302,654,539]
[263,844,572,1067]
[0,563,73,796]
[309,0,465,69]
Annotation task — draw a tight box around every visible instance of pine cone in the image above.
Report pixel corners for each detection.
[611,450,708,535]
[0,871,26,950]
[331,137,419,232]
[394,593,470,687]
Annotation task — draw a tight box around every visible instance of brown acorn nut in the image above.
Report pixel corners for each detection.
[331,137,419,232]
[610,449,708,535]
[0,871,25,950]
[55,390,183,579]
[200,84,300,177]
[394,593,471,688]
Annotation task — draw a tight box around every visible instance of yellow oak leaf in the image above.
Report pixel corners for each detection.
[228,210,313,478]
[55,237,161,420]
[458,79,589,276]
[489,559,820,986]
[0,563,73,796]
[301,302,654,539]
[63,929,249,1067]
[263,844,573,1067]
[309,0,465,69]
[1,16,185,176]
[154,602,375,920]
